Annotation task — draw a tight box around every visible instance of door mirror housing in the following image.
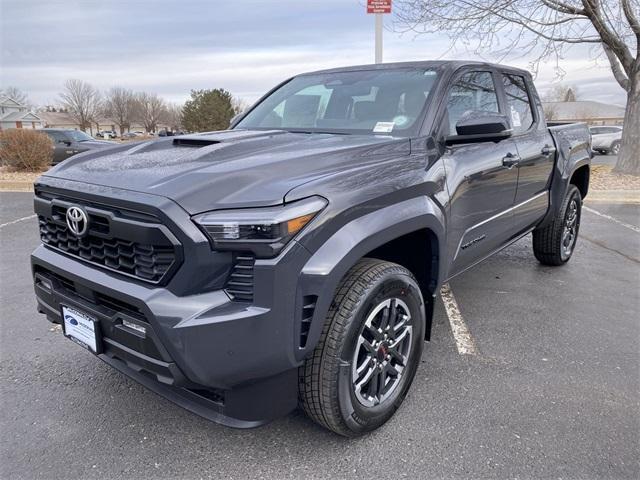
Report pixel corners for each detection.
[445,112,512,145]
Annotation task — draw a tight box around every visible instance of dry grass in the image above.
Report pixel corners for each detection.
[0,166,46,182]
[590,165,640,191]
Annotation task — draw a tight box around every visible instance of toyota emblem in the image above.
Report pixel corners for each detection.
[66,206,88,237]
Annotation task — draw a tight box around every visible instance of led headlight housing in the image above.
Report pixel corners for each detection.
[193,196,327,258]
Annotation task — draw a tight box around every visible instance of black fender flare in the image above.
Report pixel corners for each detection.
[538,132,591,229]
[293,196,445,361]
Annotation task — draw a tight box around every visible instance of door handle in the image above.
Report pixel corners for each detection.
[502,153,520,168]
[541,145,554,156]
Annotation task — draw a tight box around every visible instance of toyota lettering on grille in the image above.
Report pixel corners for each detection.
[66,206,88,237]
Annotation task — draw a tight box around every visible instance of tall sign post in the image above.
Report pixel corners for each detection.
[367,0,392,64]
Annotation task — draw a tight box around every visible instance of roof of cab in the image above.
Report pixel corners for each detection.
[301,60,531,77]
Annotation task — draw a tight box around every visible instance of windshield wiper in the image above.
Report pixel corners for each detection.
[286,129,351,135]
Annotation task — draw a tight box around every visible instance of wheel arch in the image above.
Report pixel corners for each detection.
[570,164,590,199]
[295,197,445,362]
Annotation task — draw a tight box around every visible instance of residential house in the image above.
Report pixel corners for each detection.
[39,110,171,135]
[0,95,44,130]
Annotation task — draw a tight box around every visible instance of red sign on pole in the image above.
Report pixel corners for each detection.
[367,0,392,14]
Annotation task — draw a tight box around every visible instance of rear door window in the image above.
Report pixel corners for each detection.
[502,74,534,133]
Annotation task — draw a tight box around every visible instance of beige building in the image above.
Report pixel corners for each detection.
[542,100,626,126]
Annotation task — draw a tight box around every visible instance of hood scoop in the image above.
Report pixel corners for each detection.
[173,137,221,148]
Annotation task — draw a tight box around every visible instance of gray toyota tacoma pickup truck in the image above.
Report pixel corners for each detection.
[31,61,591,436]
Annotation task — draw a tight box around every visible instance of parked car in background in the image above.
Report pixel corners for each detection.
[96,130,118,139]
[158,129,174,137]
[42,129,114,164]
[589,125,622,155]
[121,132,138,139]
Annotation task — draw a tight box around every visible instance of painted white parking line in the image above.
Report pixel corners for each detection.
[0,214,36,229]
[583,206,640,233]
[440,283,477,355]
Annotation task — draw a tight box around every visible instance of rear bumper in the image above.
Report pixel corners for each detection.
[31,242,312,427]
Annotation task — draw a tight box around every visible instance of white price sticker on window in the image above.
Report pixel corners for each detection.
[373,122,395,133]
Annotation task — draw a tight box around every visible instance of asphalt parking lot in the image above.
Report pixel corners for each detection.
[1,191,638,480]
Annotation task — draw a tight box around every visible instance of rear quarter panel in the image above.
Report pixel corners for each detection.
[539,122,591,227]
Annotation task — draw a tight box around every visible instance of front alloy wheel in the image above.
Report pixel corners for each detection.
[299,259,425,436]
[352,298,413,407]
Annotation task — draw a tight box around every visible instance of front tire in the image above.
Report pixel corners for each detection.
[532,185,582,266]
[299,258,425,436]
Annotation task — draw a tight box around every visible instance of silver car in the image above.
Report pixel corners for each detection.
[590,126,622,155]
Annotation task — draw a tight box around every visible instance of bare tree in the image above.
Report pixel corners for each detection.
[395,0,640,174]
[134,92,167,133]
[104,87,136,135]
[543,103,558,120]
[1,86,32,108]
[59,79,102,133]
[232,96,251,116]
[544,83,581,102]
[165,103,184,131]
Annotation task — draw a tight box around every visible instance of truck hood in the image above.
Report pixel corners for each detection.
[43,129,410,214]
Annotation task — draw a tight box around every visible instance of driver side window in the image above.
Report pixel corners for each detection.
[445,71,499,135]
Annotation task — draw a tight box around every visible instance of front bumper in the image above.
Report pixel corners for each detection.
[31,238,312,427]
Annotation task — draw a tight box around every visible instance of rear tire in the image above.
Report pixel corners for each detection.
[299,258,425,436]
[532,185,582,266]
[610,141,620,155]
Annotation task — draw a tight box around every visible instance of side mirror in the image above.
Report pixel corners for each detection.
[59,140,71,146]
[446,112,512,145]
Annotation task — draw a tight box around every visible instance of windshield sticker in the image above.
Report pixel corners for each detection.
[373,122,395,133]
[510,106,522,127]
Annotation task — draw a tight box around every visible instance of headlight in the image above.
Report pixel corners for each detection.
[193,196,327,258]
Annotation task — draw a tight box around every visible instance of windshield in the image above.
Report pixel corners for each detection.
[68,130,94,142]
[235,68,439,136]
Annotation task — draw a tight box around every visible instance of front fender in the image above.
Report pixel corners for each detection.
[293,196,445,362]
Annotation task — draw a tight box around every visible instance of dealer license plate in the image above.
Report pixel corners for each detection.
[62,306,100,353]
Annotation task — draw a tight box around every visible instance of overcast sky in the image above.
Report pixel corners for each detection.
[0,0,628,107]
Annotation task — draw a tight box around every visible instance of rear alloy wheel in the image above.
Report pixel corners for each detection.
[532,185,582,266]
[560,197,579,261]
[610,141,621,155]
[299,258,425,436]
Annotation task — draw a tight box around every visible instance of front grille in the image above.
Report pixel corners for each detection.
[35,191,181,284]
[224,254,255,302]
[39,216,175,283]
